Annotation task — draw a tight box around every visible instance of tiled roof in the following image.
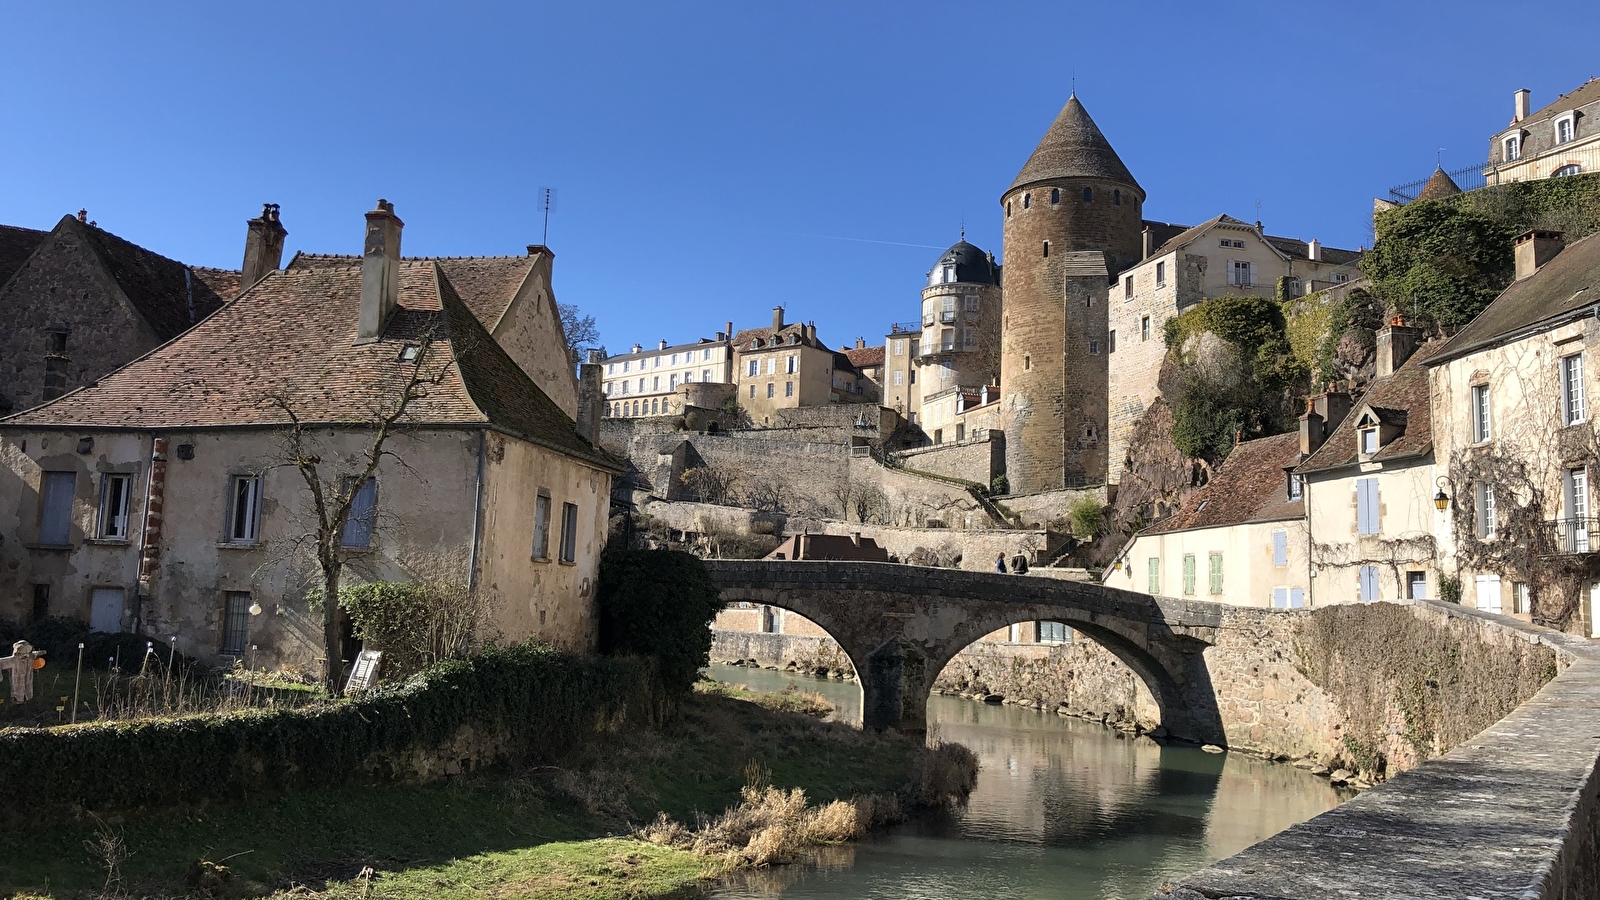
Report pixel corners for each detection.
[1058,250,1108,278]
[1009,95,1142,194]
[1414,167,1463,202]
[0,224,48,289]
[1151,214,1249,257]
[2,259,621,470]
[1298,350,1434,474]
[604,336,728,363]
[731,322,826,352]
[1425,232,1600,365]
[845,345,885,369]
[1148,213,1360,266]
[73,218,231,340]
[1524,77,1600,126]
[1142,432,1303,535]
[286,252,535,327]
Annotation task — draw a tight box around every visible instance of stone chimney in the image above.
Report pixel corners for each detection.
[241,203,287,291]
[1514,88,1531,122]
[1298,401,1325,455]
[715,331,726,342]
[659,339,668,351]
[632,343,642,354]
[358,199,403,343]
[1307,238,1321,262]
[772,307,785,330]
[855,337,866,349]
[805,322,817,343]
[575,349,605,445]
[1142,225,1154,260]
[1375,315,1423,378]
[1514,230,1564,280]
[1313,388,1352,433]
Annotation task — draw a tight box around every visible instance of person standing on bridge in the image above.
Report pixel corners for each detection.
[996,553,1007,573]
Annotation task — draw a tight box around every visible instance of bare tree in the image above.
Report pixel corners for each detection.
[681,463,740,505]
[851,480,888,524]
[559,302,601,367]
[261,333,460,694]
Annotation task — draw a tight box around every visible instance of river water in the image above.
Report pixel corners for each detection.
[705,663,1348,900]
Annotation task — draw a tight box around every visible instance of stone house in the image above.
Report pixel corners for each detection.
[1487,79,1600,184]
[732,308,837,424]
[1107,432,1310,608]
[883,325,921,421]
[1296,324,1439,607]
[1106,214,1360,484]
[1423,230,1600,636]
[601,328,735,419]
[843,342,885,402]
[0,200,623,672]
[0,209,245,416]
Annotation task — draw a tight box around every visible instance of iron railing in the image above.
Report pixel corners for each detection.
[1541,517,1600,554]
[888,321,921,335]
[1386,160,1491,205]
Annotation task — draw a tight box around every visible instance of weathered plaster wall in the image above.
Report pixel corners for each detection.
[488,252,580,419]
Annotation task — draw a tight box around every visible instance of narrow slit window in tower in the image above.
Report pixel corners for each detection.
[1114,189,1121,206]
[1023,193,1031,209]
[1082,187,1092,203]
[1024,355,1031,371]
[1043,241,1049,258]
[1050,188,1059,205]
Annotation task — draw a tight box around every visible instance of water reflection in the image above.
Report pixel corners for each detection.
[706,664,1347,900]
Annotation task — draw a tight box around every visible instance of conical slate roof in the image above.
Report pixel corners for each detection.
[1415,166,1463,202]
[1008,95,1142,195]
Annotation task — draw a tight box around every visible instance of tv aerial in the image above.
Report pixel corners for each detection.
[537,187,558,244]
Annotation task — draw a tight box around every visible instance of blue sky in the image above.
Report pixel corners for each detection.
[3,2,1597,352]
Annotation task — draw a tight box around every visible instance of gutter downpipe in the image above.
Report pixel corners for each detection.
[1304,472,1315,608]
[468,429,486,592]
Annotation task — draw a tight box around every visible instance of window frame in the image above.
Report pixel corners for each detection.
[1471,384,1491,442]
[1476,481,1497,539]
[559,502,579,564]
[1554,113,1575,145]
[1147,557,1160,594]
[221,591,251,654]
[98,472,135,541]
[1562,353,1586,425]
[225,474,264,545]
[532,489,552,561]
[1504,134,1521,161]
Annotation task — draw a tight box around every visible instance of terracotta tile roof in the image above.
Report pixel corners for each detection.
[1143,432,1304,535]
[70,218,232,340]
[190,267,241,304]
[731,322,826,351]
[2,259,621,470]
[845,345,885,369]
[0,224,48,289]
[1414,167,1463,202]
[1425,232,1600,365]
[1298,349,1434,474]
[286,252,534,327]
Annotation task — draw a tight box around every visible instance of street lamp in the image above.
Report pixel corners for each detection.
[1434,476,1452,511]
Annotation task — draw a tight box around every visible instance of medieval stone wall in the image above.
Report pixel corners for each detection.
[893,433,1003,485]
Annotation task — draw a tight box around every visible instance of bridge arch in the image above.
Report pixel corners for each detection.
[704,560,1225,744]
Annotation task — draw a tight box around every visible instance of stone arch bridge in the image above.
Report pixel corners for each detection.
[704,560,1226,744]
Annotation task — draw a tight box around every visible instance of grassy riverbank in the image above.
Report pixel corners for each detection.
[2,680,971,900]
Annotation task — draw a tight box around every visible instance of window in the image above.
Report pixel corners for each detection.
[1229,260,1253,286]
[1155,261,1166,285]
[226,475,262,543]
[652,376,660,391]
[1024,355,1030,371]
[893,370,904,386]
[1476,481,1496,538]
[909,369,916,384]
[1050,188,1059,204]
[607,363,615,375]
[98,473,134,540]
[1407,572,1427,600]
[221,591,251,654]
[1504,135,1521,161]
[1037,621,1069,644]
[622,360,631,373]
[653,357,661,368]
[1514,582,1531,614]
[1082,187,1093,203]
[1272,587,1288,608]
[1566,468,1590,552]
[766,383,774,398]
[1140,316,1151,341]
[1108,330,1117,353]
[1182,554,1196,594]
[1208,553,1223,595]
[964,295,979,314]
[532,491,551,559]
[1023,193,1030,209]
[1555,164,1583,177]
[1563,354,1586,424]
[893,340,905,356]
[748,359,759,377]
[1147,557,1160,594]
[559,502,578,563]
[749,384,756,398]
[1042,241,1049,258]
[703,369,712,382]
[341,477,377,548]
[1356,477,1379,536]
[703,348,712,361]
[1272,529,1288,567]
[670,353,678,365]
[1471,384,1491,441]
[1556,115,1574,145]
[1475,574,1503,613]
[1006,201,1012,217]
[1220,238,1245,249]
[683,372,692,383]
[1288,473,1303,500]
[766,358,775,376]
[651,398,659,414]
[786,355,796,374]
[38,471,75,545]
[1359,565,1379,602]
[1360,428,1378,455]
[669,374,678,390]
[1113,189,1121,206]
[1124,276,1134,299]
[785,381,793,397]
[1088,340,1099,354]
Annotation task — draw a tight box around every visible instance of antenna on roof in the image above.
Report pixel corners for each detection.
[537,187,558,245]
[960,219,965,241]
[1071,68,1076,96]
[1437,146,1447,166]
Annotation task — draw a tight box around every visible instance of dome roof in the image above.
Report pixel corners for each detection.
[927,240,998,287]
[1007,95,1142,196]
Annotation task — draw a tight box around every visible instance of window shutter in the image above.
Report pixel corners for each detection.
[1273,530,1288,567]
[1272,587,1288,608]
[38,472,75,545]
[1289,588,1305,608]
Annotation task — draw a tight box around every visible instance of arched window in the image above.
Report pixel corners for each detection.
[1113,189,1121,206]
[1082,187,1093,203]
[1050,188,1059,205]
[1555,164,1583,177]
[1023,193,1031,209]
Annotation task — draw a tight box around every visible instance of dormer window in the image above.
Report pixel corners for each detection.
[1288,473,1303,500]
[1555,113,1575,145]
[1504,134,1521,161]
[1360,428,1379,455]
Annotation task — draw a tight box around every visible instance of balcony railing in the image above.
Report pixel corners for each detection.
[1542,517,1599,554]
[889,321,921,335]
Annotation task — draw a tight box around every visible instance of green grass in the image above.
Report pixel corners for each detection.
[0,683,928,900]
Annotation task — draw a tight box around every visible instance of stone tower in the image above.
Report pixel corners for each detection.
[918,239,1002,401]
[999,94,1144,493]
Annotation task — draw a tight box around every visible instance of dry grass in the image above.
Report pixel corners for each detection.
[693,680,834,718]
[915,741,981,807]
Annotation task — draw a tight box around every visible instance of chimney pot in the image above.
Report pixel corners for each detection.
[242,202,289,292]
[358,200,404,342]
[76,209,87,223]
[1514,230,1565,280]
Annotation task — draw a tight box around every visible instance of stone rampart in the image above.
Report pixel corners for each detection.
[894,433,1004,485]
[998,486,1109,530]
[710,629,854,678]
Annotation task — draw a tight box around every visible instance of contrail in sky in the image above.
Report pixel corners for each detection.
[772,231,947,251]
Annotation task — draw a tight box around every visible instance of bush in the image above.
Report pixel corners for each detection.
[1366,200,1517,329]
[0,641,660,825]
[990,474,1009,496]
[1067,496,1105,539]
[338,580,487,679]
[597,550,727,697]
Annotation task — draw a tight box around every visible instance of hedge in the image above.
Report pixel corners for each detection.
[0,641,660,825]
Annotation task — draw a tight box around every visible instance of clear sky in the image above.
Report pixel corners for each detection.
[3,2,1597,353]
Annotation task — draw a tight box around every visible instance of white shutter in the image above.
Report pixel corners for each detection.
[1272,587,1288,608]
[1289,588,1306,608]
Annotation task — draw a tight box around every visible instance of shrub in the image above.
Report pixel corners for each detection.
[1366,200,1517,328]
[598,550,727,696]
[338,580,488,679]
[990,474,1009,495]
[1067,496,1106,539]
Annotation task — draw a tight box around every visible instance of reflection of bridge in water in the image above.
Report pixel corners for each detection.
[703,560,1227,744]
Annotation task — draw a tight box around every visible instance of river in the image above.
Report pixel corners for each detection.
[705,663,1348,900]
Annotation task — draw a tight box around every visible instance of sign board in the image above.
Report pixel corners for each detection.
[344,650,384,693]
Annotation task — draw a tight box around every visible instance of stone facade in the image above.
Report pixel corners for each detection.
[892,431,1003,485]
[602,333,734,420]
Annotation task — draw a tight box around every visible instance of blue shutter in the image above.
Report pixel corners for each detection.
[1289,588,1306,608]
[1272,587,1288,608]
[1357,478,1379,535]
[1359,566,1379,602]
[342,478,377,548]
[1273,530,1288,567]
[38,471,76,545]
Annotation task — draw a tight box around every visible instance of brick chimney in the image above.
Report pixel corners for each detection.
[241,203,286,291]
[1514,230,1564,280]
[772,307,785,330]
[575,349,605,445]
[1514,88,1531,122]
[358,199,403,343]
[1375,315,1422,378]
